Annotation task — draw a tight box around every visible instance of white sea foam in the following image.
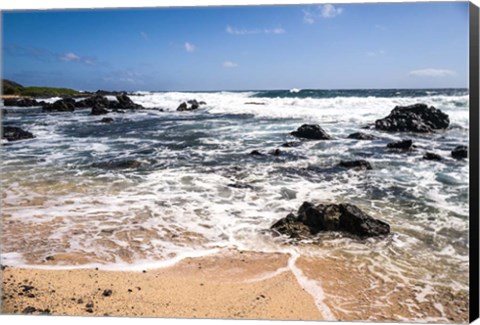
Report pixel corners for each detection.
[1,90,469,319]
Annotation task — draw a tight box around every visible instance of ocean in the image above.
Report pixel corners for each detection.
[1,88,469,320]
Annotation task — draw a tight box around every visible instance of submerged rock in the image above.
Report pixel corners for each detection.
[291,124,332,140]
[423,152,442,161]
[2,126,35,141]
[270,149,282,156]
[347,132,376,140]
[281,141,302,148]
[92,159,142,169]
[227,183,254,189]
[99,117,114,123]
[250,150,264,156]
[387,139,413,150]
[244,102,265,105]
[451,145,468,159]
[338,160,372,170]
[375,103,449,133]
[271,201,390,239]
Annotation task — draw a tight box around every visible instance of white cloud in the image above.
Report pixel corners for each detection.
[61,52,80,62]
[265,27,285,34]
[409,69,456,77]
[366,50,386,57]
[184,42,195,52]
[226,25,285,35]
[303,4,343,24]
[223,61,238,68]
[60,52,94,65]
[320,4,344,18]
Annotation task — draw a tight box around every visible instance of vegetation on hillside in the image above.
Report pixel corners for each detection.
[2,79,81,97]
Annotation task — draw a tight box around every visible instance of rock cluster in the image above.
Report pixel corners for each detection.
[375,103,449,133]
[177,99,206,112]
[271,201,390,239]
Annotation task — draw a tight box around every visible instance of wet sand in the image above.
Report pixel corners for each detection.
[0,250,468,322]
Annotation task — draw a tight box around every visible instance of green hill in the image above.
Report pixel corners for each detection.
[2,79,81,97]
[2,79,24,95]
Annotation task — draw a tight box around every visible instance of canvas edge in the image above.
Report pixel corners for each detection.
[469,1,480,323]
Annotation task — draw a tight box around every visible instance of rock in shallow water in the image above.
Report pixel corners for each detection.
[291,124,332,140]
[91,159,142,169]
[99,117,114,123]
[271,201,390,238]
[338,160,372,170]
[42,98,76,112]
[91,104,109,115]
[423,152,442,161]
[387,139,413,150]
[177,99,206,111]
[2,126,35,141]
[347,132,376,140]
[4,98,40,107]
[375,103,449,133]
[451,145,468,159]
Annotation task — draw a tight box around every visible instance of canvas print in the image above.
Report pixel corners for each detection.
[0,1,475,323]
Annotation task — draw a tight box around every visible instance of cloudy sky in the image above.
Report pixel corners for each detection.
[2,2,470,91]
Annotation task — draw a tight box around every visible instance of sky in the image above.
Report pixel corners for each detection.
[1,2,470,91]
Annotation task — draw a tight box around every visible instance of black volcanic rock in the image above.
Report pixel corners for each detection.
[338,160,372,170]
[76,95,110,108]
[42,98,75,112]
[270,149,282,156]
[76,94,144,110]
[387,139,413,150]
[250,150,264,156]
[99,117,114,123]
[281,141,302,148]
[375,103,449,133]
[187,99,199,110]
[91,104,109,115]
[177,102,188,111]
[271,202,390,239]
[451,145,468,159]
[3,98,40,107]
[116,93,143,109]
[347,132,376,140]
[270,213,311,239]
[2,126,35,142]
[177,99,203,112]
[291,124,332,140]
[92,159,142,169]
[423,152,443,161]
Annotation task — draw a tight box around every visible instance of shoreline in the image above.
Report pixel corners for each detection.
[0,250,469,322]
[0,251,324,320]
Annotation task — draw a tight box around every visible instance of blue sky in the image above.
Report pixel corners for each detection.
[2,2,470,91]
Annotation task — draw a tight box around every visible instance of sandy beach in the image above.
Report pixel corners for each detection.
[1,251,323,320]
[0,250,469,322]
